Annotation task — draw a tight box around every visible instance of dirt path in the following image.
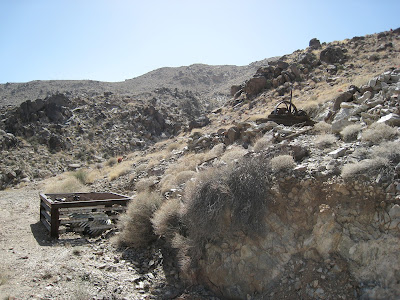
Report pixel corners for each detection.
[0,184,186,300]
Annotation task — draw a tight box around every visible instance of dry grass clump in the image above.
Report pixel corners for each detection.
[117,191,163,248]
[253,134,273,152]
[70,169,88,184]
[135,176,157,193]
[44,175,89,193]
[182,156,271,262]
[371,140,400,163]
[341,158,389,179]
[270,155,295,172]
[361,123,398,144]
[340,124,363,142]
[315,134,337,148]
[313,121,332,134]
[106,157,118,167]
[108,163,131,181]
[175,170,197,186]
[220,145,247,163]
[167,142,181,152]
[151,198,182,240]
[204,143,225,160]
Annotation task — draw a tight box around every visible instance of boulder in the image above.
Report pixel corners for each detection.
[333,92,353,111]
[243,76,268,96]
[309,38,322,49]
[320,46,345,64]
[376,113,400,126]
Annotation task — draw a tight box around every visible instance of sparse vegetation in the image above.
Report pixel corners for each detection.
[341,124,363,142]
[270,155,295,171]
[341,158,389,179]
[117,191,163,248]
[108,163,131,181]
[362,123,397,144]
[44,175,88,193]
[71,169,88,184]
[313,121,332,134]
[106,157,118,167]
[315,133,337,148]
[151,198,183,240]
[253,134,273,152]
[371,140,400,163]
[135,176,157,193]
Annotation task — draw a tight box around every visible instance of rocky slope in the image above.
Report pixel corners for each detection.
[0,28,400,300]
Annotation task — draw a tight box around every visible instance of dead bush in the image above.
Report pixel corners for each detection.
[151,198,182,240]
[44,176,88,193]
[341,158,389,179]
[270,155,295,172]
[108,164,131,181]
[182,156,271,262]
[117,191,163,248]
[371,140,400,163]
[175,170,197,186]
[106,157,118,167]
[315,134,337,148]
[313,121,332,134]
[362,123,398,144]
[204,143,225,160]
[220,145,247,163]
[253,134,273,152]
[340,124,362,142]
[135,176,157,193]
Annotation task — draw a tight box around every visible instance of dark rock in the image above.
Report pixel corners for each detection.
[376,43,393,51]
[226,126,240,144]
[230,85,242,97]
[48,135,65,152]
[188,116,210,130]
[298,52,317,65]
[243,76,268,96]
[333,92,353,111]
[320,46,346,64]
[309,38,321,49]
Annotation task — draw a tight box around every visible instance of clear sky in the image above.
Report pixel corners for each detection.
[0,0,399,83]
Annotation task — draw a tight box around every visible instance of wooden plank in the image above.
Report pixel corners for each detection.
[71,224,114,232]
[50,207,60,238]
[41,218,51,232]
[40,210,51,222]
[51,199,130,209]
[59,215,118,225]
[59,206,126,215]
[40,200,51,212]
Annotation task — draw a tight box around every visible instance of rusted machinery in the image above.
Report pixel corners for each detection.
[267,90,315,126]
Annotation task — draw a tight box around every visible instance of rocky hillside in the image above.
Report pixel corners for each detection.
[0,59,276,108]
[0,28,400,300]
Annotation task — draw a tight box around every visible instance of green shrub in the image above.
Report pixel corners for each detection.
[117,191,163,248]
[340,124,362,142]
[362,123,397,144]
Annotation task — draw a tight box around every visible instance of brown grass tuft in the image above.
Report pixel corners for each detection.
[270,155,295,172]
[361,123,398,144]
[341,158,389,179]
[151,198,182,240]
[315,134,337,148]
[340,124,363,142]
[117,191,163,248]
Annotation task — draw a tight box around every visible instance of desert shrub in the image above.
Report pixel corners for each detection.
[135,176,157,193]
[106,157,118,167]
[220,145,247,163]
[160,174,176,195]
[313,121,332,134]
[71,169,88,184]
[371,140,400,163]
[362,123,397,144]
[253,134,273,152]
[340,124,362,142]
[182,156,271,262]
[204,143,225,160]
[315,134,337,148]
[117,191,163,247]
[175,170,197,186]
[167,142,180,152]
[108,164,131,181]
[151,198,182,240]
[270,155,295,172]
[341,158,389,179]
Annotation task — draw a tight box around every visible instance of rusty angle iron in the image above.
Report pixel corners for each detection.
[267,90,315,126]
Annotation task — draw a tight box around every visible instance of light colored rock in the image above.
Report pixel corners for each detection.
[377,113,400,126]
[328,147,346,158]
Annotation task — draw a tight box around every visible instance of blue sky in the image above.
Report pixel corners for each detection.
[0,0,399,83]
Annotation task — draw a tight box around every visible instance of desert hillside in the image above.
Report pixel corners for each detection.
[1,28,400,299]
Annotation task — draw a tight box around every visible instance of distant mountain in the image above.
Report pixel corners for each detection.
[0,58,278,108]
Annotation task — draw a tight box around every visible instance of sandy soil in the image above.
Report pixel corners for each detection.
[0,183,196,300]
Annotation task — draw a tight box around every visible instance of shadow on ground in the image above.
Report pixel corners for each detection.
[30,221,90,247]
